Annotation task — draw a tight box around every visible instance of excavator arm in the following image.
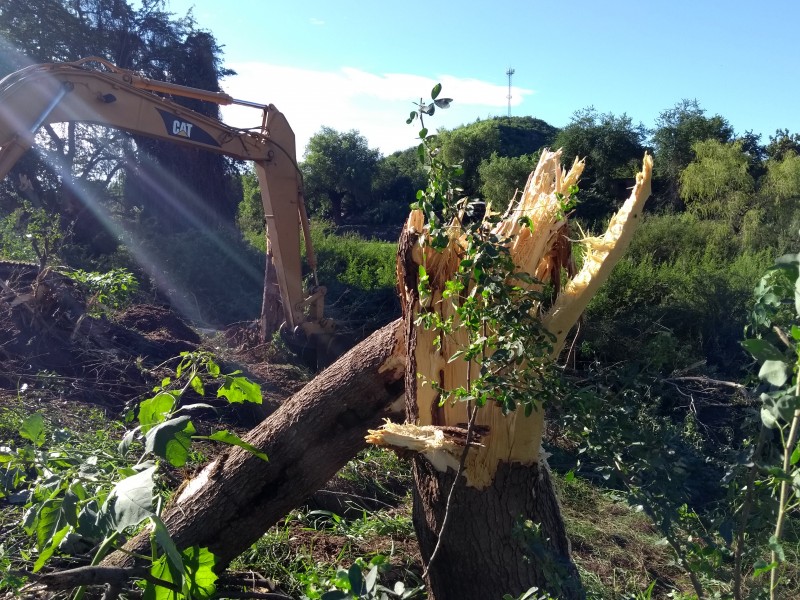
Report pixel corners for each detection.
[0,57,329,338]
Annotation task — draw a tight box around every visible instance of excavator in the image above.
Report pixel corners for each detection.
[0,57,335,349]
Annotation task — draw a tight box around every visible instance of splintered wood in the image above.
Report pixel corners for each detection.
[368,149,653,489]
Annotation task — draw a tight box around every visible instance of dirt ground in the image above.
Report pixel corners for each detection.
[0,261,308,414]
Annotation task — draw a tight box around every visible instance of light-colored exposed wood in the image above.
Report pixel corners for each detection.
[371,151,653,488]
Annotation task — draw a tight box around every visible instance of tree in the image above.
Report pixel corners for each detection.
[0,0,238,241]
[553,107,646,224]
[743,149,800,252]
[679,139,755,221]
[370,148,426,225]
[652,99,734,206]
[439,116,557,200]
[371,144,654,600]
[765,128,800,161]
[302,127,380,225]
[478,151,539,213]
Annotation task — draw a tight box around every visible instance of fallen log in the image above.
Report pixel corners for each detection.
[102,318,405,570]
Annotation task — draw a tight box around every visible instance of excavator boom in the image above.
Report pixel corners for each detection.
[0,58,329,338]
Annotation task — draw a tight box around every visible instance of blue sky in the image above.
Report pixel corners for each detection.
[163,0,799,156]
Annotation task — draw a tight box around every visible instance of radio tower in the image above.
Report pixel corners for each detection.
[506,67,515,118]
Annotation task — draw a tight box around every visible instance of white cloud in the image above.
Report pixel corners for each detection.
[220,63,534,156]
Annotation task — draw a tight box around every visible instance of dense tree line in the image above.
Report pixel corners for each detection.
[276,102,799,379]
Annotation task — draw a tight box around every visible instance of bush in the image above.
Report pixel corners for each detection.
[582,214,773,376]
[308,222,399,335]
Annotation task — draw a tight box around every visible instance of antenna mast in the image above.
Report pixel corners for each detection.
[506,67,515,118]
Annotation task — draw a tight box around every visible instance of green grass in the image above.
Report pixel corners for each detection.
[556,474,690,599]
[3,390,797,600]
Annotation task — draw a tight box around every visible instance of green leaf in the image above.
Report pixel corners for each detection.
[195,431,268,462]
[742,339,785,363]
[138,392,178,433]
[104,465,156,533]
[348,564,363,595]
[321,592,350,600]
[181,546,217,600]
[753,559,777,578]
[143,554,181,600]
[205,358,220,378]
[189,375,204,396]
[118,428,138,456]
[433,97,453,109]
[431,83,442,100]
[145,416,196,468]
[790,444,800,466]
[0,447,13,463]
[35,499,65,550]
[151,516,184,583]
[217,375,262,405]
[769,534,786,562]
[33,524,69,572]
[759,359,791,386]
[19,413,46,447]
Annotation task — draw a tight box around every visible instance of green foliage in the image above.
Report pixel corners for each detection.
[562,250,800,600]
[309,221,399,331]
[303,128,381,225]
[0,201,66,267]
[766,129,800,162]
[65,267,139,315]
[741,251,800,598]
[236,167,266,248]
[438,116,557,200]
[554,107,647,223]
[316,561,424,600]
[478,151,540,213]
[0,350,264,595]
[583,213,771,375]
[761,150,800,204]
[370,148,426,224]
[680,140,755,221]
[653,99,734,186]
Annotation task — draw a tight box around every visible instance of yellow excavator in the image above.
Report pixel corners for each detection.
[0,57,334,347]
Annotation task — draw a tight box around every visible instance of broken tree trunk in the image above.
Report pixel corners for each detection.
[103,318,405,570]
[370,150,653,600]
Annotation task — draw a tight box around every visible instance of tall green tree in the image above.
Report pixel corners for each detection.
[439,116,556,199]
[301,127,380,225]
[371,148,425,225]
[478,151,539,213]
[652,99,734,206]
[765,128,800,161]
[553,107,646,224]
[679,139,755,222]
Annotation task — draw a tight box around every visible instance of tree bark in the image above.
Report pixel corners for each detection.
[413,458,584,600]
[103,318,405,570]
